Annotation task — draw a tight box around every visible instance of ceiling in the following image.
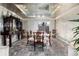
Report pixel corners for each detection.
[1,3,79,20]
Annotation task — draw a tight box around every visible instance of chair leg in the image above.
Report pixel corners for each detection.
[27,40,28,44]
[3,35,7,46]
[49,40,51,46]
[34,41,36,51]
[49,36,52,46]
[42,42,44,51]
[9,35,12,47]
[27,36,28,44]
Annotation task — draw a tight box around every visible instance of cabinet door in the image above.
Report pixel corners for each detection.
[15,19,22,30]
[3,18,10,32]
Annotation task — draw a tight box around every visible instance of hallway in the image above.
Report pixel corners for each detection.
[9,37,68,56]
[0,3,79,56]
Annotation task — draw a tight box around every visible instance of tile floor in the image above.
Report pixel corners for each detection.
[9,38,68,56]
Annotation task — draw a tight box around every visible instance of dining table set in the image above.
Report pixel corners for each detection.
[25,31,56,51]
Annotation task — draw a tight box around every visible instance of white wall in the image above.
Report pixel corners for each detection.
[56,19,79,42]
[56,5,79,42]
[22,18,54,32]
[0,46,9,56]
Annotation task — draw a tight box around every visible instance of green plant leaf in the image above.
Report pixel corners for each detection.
[69,19,79,22]
[69,19,79,51]
[74,38,79,46]
[76,47,79,51]
[73,33,79,38]
[72,26,79,31]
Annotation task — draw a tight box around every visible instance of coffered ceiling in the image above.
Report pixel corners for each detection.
[1,3,79,20]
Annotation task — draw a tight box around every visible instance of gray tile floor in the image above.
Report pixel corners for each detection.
[9,38,68,56]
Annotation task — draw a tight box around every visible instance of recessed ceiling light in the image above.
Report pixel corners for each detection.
[37,15,41,17]
[42,15,45,17]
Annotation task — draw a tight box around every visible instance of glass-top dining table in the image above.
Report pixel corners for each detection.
[26,31,52,51]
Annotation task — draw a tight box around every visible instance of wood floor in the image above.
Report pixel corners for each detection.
[9,38,68,56]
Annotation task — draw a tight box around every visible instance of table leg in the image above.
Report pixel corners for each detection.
[49,36,52,46]
[9,35,12,47]
[33,35,36,51]
[42,35,44,51]
[3,35,7,46]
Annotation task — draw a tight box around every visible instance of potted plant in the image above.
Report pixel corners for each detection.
[70,19,79,55]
